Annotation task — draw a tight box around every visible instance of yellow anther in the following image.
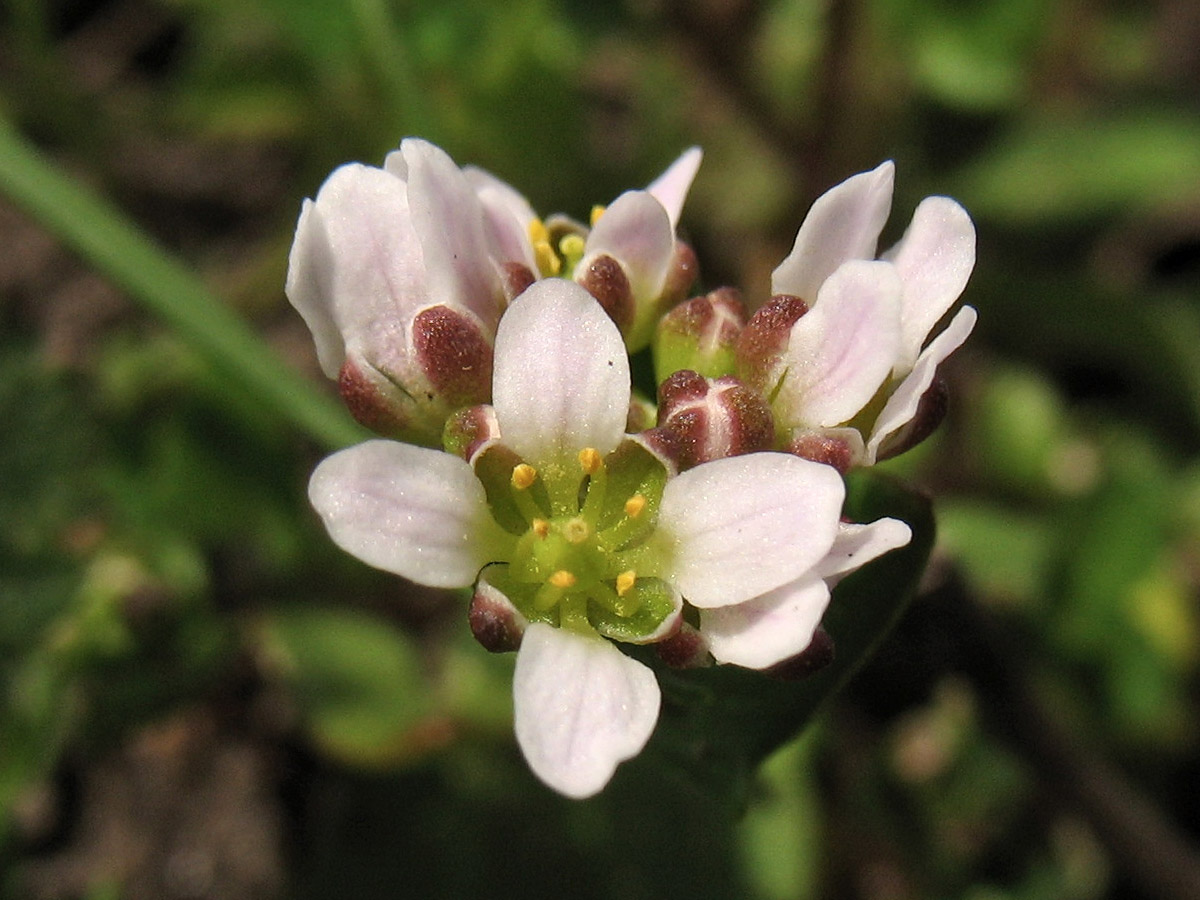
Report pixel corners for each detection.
[531,518,550,538]
[624,493,647,518]
[528,219,550,245]
[590,205,606,227]
[578,447,603,475]
[549,570,577,589]
[563,517,590,544]
[615,570,637,597]
[534,241,562,276]
[511,463,538,490]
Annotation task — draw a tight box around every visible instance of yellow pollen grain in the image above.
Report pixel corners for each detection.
[549,570,577,589]
[590,205,606,227]
[511,464,538,490]
[578,447,603,475]
[624,493,647,518]
[616,570,637,597]
[531,518,549,538]
[563,517,590,544]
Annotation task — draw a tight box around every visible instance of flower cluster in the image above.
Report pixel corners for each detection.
[286,140,975,798]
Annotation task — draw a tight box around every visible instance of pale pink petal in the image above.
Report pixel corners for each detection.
[513,624,660,799]
[308,440,508,587]
[883,197,976,371]
[582,190,674,302]
[771,161,896,302]
[285,164,425,378]
[403,139,504,325]
[645,147,703,231]
[775,260,903,428]
[867,305,976,462]
[700,577,831,669]
[491,280,630,468]
[463,165,538,226]
[818,519,912,583]
[657,453,844,608]
[475,185,538,273]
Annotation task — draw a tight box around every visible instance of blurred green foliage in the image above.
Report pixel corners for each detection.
[2,0,1199,898]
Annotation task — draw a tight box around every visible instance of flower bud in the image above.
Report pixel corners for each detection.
[655,621,712,669]
[735,294,809,396]
[577,254,635,336]
[468,576,528,653]
[653,286,747,383]
[784,429,856,475]
[642,370,774,470]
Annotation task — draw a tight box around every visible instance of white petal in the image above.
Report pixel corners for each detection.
[657,453,844,608]
[475,185,538,273]
[463,165,538,226]
[883,197,976,371]
[582,190,674,302]
[700,577,831,669]
[771,161,895,302]
[513,624,660,799]
[403,139,504,326]
[308,440,506,587]
[491,280,630,467]
[818,518,912,583]
[645,147,703,231]
[285,164,425,378]
[775,260,903,428]
[867,305,977,462]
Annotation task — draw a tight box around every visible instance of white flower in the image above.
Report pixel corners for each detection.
[307,278,859,798]
[742,162,977,466]
[285,138,531,444]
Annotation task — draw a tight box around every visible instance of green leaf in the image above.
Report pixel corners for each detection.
[637,471,935,801]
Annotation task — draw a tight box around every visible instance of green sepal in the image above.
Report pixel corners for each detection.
[590,578,680,644]
[597,439,669,547]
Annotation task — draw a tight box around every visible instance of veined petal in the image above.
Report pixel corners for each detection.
[771,161,895,302]
[883,197,976,372]
[645,147,703,231]
[491,280,630,467]
[867,305,976,462]
[513,624,660,799]
[775,260,903,429]
[582,190,674,303]
[700,576,831,669]
[658,453,844,608]
[818,518,912,583]
[308,440,508,587]
[403,139,504,326]
[285,164,425,378]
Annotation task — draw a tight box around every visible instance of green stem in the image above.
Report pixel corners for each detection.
[0,117,367,450]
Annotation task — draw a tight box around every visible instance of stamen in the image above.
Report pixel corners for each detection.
[534,241,561,277]
[615,570,636,597]
[559,234,586,272]
[528,219,550,246]
[549,570,577,589]
[531,518,549,538]
[511,464,538,490]
[563,517,590,544]
[578,447,603,475]
[624,493,647,518]
[590,205,606,227]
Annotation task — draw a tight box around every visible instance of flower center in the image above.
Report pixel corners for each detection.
[528,218,588,279]
[484,442,674,642]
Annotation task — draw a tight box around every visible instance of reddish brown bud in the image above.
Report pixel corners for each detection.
[764,626,835,680]
[655,621,711,669]
[468,584,526,653]
[654,286,747,381]
[876,376,949,461]
[500,262,537,302]
[338,357,410,437]
[785,430,855,475]
[577,254,634,336]
[736,294,809,395]
[648,372,774,469]
[413,305,493,408]
[660,240,699,309]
